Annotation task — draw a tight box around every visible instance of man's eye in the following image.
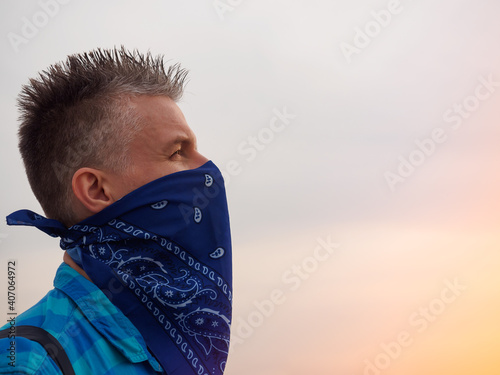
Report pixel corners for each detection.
[171,149,181,158]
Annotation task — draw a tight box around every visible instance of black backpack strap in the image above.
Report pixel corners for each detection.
[0,325,75,375]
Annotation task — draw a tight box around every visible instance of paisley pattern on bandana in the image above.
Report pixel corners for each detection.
[7,161,232,375]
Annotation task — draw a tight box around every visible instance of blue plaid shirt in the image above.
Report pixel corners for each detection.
[0,263,163,374]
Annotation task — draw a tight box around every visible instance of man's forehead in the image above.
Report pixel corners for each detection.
[125,95,195,142]
[128,94,180,113]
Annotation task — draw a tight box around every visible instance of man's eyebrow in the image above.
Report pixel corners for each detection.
[166,134,198,148]
[168,134,191,144]
[171,135,189,144]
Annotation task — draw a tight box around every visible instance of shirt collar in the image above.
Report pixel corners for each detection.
[53,263,163,372]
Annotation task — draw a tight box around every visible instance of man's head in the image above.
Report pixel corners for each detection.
[18,47,207,227]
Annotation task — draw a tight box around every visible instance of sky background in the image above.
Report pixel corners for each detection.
[0,1,499,374]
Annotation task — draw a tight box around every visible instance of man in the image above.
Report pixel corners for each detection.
[0,47,233,375]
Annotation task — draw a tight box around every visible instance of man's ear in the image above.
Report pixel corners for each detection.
[72,167,116,215]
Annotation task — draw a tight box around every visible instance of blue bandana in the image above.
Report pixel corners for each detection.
[7,161,232,375]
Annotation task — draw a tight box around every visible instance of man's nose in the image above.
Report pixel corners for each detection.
[190,150,209,169]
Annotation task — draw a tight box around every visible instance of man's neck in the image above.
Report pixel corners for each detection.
[63,251,92,281]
